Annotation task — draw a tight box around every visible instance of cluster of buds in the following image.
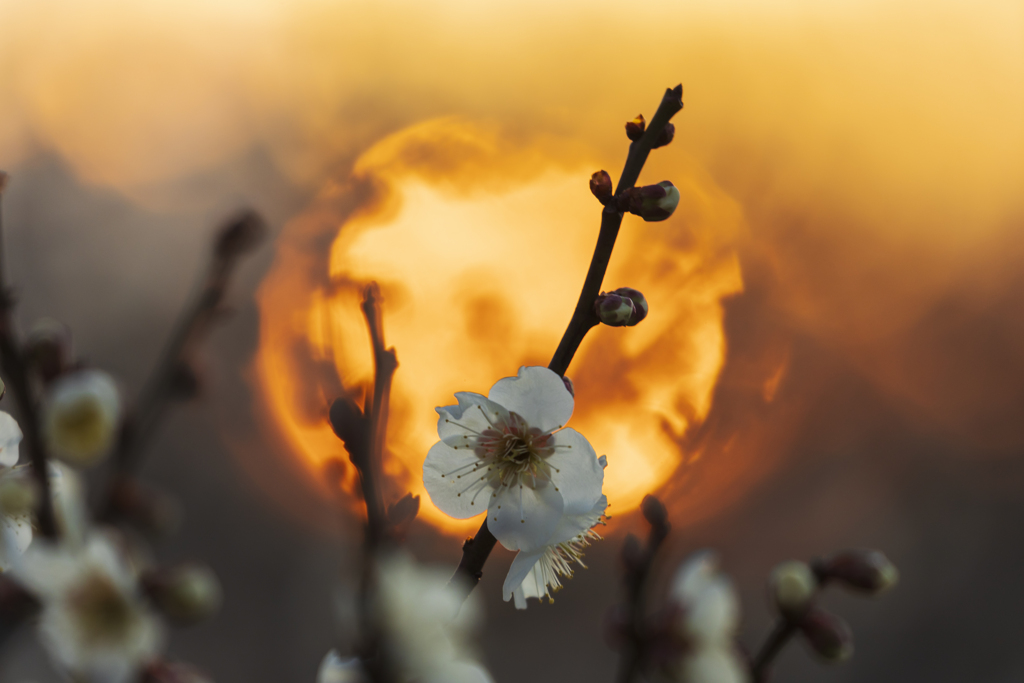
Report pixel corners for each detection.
[594,287,648,327]
[589,171,681,223]
[767,550,898,662]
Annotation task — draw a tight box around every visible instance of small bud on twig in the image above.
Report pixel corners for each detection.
[106,478,182,538]
[329,396,370,463]
[214,210,265,261]
[562,375,575,397]
[818,550,899,595]
[769,560,817,616]
[387,492,420,537]
[799,608,853,662]
[652,122,675,149]
[641,494,668,528]
[626,181,680,222]
[625,114,646,141]
[594,292,636,327]
[590,170,613,203]
[611,287,648,326]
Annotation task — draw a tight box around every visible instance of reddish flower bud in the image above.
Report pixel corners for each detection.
[625,114,646,141]
[611,287,648,326]
[799,608,853,662]
[652,122,676,149]
[628,181,680,222]
[641,494,668,528]
[594,292,635,327]
[590,170,613,202]
[819,550,899,595]
[562,375,575,397]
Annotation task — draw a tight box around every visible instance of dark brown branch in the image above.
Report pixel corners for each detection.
[615,495,671,683]
[751,619,798,683]
[101,211,264,513]
[449,85,685,597]
[0,172,58,539]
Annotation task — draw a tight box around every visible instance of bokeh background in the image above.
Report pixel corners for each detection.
[1,0,1023,680]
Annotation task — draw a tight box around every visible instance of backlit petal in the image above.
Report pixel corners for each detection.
[487,479,562,551]
[487,367,573,433]
[547,428,603,515]
[423,442,491,519]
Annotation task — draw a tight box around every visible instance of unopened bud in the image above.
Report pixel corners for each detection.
[611,287,648,326]
[0,476,38,516]
[625,114,646,141]
[214,210,265,261]
[387,493,420,536]
[561,375,575,397]
[628,181,680,222]
[819,550,898,595]
[145,563,223,625]
[590,170,613,202]
[641,494,668,528]
[141,661,214,683]
[24,318,73,384]
[594,292,635,327]
[329,396,369,461]
[769,560,817,616]
[652,122,675,149]
[799,608,853,662]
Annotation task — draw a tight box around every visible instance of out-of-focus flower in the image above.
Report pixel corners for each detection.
[43,369,122,468]
[668,551,748,683]
[503,493,607,609]
[374,553,493,683]
[769,560,817,616]
[143,563,222,626]
[818,550,899,595]
[12,531,164,683]
[800,608,853,662]
[316,650,368,683]
[423,366,604,553]
[627,181,680,222]
[0,411,31,572]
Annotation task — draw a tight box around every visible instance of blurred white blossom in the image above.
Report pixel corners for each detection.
[0,411,31,571]
[317,650,368,683]
[373,552,493,683]
[423,366,604,553]
[668,551,748,683]
[43,369,121,467]
[12,531,164,683]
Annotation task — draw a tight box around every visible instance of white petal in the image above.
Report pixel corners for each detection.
[682,646,749,683]
[437,393,509,446]
[487,366,573,433]
[0,411,23,468]
[548,494,608,545]
[685,578,740,644]
[0,512,32,571]
[486,479,562,551]
[512,586,527,609]
[671,550,720,603]
[502,549,545,603]
[318,650,368,683]
[423,660,495,683]
[423,442,491,519]
[546,428,603,516]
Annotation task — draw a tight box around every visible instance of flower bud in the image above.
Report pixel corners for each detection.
[43,369,122,468]
[819,550,898,595]
[628,181,680,222]
[561,375,575,397]
[594,292,635,327]
[0,475,38,516]
[590,170,613,202]
[329,396,370,461]
[387,492,420,537]
[799,608,853,662]
[641,494,668,528]
[611,287,648,326]
[625,114,646,141]
[769,560,817,616]
[24,318,73,384]
[144,563,223,626]
[652,122,675,149]
[214,210,265,261]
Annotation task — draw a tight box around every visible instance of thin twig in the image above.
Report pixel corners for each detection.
[448,85,685,597]
[615,495,670,683]
[0,172,58,538]
[751,619,798,683]
[100,211,264,515]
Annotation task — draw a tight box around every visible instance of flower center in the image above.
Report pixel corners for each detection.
[69,573,137,646]
[473,412,554,485]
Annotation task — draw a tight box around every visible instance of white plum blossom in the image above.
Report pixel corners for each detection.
[0,411,31,571]
[373,552,494,683]
[43,369,121,468]
[423,366,604,553]
[668,551,748,683]
[12,531,164,683]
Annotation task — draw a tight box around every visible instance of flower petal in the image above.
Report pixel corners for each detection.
[502,548,545,604]
[0,411,23,469]
[681,646,748,683]
[548,494,607,545]
[487,367,573,433]
[547,428,604,515]
[487,479,563,552]
[423,442,491,519]
[436,393,509,447]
